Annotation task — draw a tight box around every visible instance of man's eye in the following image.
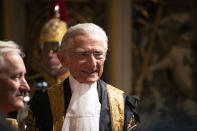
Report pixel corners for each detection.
[77,52,88,58]
[80,52,88,56]
[94,52,102,56]
[11,74,22,80]
[74,51,105,60]
[94,52,105,59]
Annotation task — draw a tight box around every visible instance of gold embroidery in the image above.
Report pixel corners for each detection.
[42,71,70,86]
[25,109,39,131]
[48,82,65,131]
[57,72,70,83]
[6,118,18,129]
[127,114,137,131]
[106,84,124,131]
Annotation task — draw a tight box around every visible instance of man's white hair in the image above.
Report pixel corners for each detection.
[0,41,24,71]
[60,23,108,51]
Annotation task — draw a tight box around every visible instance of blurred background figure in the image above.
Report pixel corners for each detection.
[28,3,69,97]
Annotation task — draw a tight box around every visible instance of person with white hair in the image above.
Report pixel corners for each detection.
[27,23,139,131]
[0,40,30,129]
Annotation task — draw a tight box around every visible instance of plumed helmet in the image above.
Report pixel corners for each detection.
[39,5,67,51]
[31,5,67,73]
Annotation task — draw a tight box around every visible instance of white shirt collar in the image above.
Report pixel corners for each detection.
[62,75,100,131]
[69,74,97,94]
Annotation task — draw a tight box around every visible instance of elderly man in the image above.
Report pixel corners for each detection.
[0,41,30,129]
[27,23,139,131]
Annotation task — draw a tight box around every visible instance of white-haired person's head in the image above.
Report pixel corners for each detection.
[60,23,108,52]
[58,23,108,84]
[0,41,25,70]
[0,40,30,114]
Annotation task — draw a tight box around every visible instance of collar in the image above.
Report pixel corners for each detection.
[69,75,97,94]
[63,78,103,112]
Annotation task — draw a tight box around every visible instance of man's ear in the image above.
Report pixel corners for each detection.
[57,51,68,67]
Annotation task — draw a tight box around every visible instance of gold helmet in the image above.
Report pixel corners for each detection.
[31,5,67,72]
[39,5,67,53]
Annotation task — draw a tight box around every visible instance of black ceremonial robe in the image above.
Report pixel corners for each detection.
[26,78,139,131]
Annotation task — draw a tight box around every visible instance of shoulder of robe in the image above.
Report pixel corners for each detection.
[126,95,140,122]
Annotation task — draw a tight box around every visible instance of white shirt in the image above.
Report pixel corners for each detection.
[62,75,101,131]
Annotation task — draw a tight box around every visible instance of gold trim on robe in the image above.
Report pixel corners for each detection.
[127,114,137,131]
[48,82,65,131]
[43,71,70,86]
[26,80,137,131]
[106,84,124,131]
[6,118,18,129]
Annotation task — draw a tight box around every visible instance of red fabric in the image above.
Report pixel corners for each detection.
[49,0,68,24]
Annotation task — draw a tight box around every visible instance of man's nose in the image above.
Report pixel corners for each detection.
[20,78,30,91]
[88,54,97,67]
[47,50,55,56]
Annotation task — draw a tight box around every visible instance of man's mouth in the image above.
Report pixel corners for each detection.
[16,95,24,101]
[16,92,25,99]
[83,70,98,74]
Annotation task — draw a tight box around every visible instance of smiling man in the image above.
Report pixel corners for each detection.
[27,23,139,131]
[0,41,30,129]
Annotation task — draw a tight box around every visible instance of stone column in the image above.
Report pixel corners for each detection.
[108,0,132,94]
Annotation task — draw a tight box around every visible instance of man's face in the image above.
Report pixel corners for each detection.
[0,52,30,113]
[41,42,62,70]
[62,34,106,84]
[41,50,61,70]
